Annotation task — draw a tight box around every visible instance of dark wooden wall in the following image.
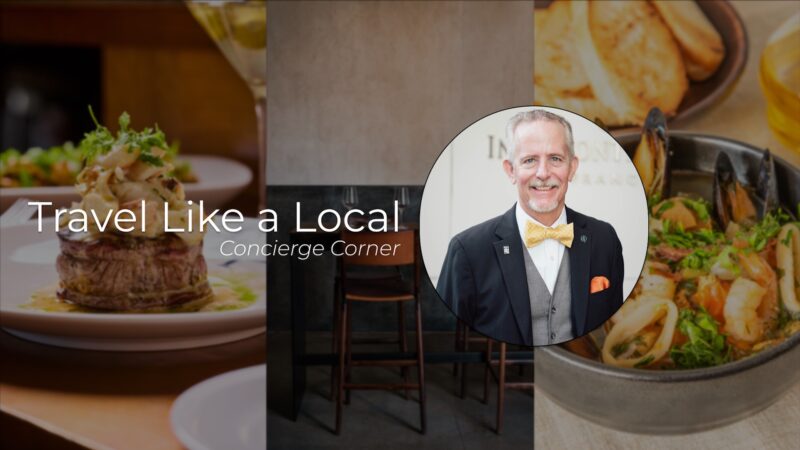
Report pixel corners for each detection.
[0,1,260,213]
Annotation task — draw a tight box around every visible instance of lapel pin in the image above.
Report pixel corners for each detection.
[580,235,588,243]
[503,246,510,254]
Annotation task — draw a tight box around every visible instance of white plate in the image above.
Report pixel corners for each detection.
[0,155,253,212]
[0,218,266,351]
[171,365,266,450]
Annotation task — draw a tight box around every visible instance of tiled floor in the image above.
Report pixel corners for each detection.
[268,331,533,449]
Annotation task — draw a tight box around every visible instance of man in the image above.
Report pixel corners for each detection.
[437,109,624,346]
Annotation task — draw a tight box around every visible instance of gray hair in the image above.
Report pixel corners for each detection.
[505,109,574,163]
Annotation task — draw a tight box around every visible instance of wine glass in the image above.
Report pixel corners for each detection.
[759,12,800,151]
[187,0,268,210]
[341,186,359,212]
[395,186,409,226]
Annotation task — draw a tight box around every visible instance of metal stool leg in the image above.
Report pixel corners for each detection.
[453,320,462,376]
[398,302,410,400]
[345,301,353,405]
[330,278,342,401]
[415,299,426,434]
[496,341,507,434]
[335,301,348,434]
[459,326,469,399]
[483,339,492,404]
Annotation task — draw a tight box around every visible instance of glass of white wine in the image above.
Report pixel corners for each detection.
[187,0,268,209]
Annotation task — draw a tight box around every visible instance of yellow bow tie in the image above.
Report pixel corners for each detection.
[524,221,574,248]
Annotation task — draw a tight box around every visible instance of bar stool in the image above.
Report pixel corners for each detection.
[330,267,408,401]
[335,230,426,435]
[485,340,534,434]
[453,320,490,398]
[454,320,526,399]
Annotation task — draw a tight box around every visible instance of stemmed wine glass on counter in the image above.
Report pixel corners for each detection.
[187,0,267,210]
[395,186,409,226]
[341,186,359,212]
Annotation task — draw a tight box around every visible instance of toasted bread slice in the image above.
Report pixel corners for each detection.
[571,0,687,124]
[534,0,590,93]
[652,0,725,81]
[534,83,637,127]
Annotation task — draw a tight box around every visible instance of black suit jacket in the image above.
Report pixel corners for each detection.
[436,205,624,346]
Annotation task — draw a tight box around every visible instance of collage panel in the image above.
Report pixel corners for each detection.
[533,1,800,449]
[1,1,799,450]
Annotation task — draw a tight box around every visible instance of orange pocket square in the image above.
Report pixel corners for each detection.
[590,276,610,294]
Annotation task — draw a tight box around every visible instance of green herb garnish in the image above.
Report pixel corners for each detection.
[780,228,794,247]
[654,200,674,218]
[777,308,792,331]
[657,220,724,249]
[611,342,630,358]
[711,246,741,278]
[682,198,711,221]
[634,355,655,368]
[79,106,170,167]
[18,169,33,187]
[670,308,731,369]
[745,210,790,251]
[680,249,716,271]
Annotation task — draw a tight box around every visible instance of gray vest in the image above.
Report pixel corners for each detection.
[523,249,575,345]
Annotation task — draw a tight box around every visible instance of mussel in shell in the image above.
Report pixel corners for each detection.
[713,151,758,230]
[755,149,779,219]
[633,108,671,199]
[712,149,786,231]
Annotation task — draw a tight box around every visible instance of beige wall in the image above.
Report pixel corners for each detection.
[267,1,534,185]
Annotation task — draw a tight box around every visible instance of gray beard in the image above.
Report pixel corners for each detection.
[528,198,559,214]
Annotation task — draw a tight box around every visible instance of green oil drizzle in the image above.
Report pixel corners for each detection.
[22,271,261,314]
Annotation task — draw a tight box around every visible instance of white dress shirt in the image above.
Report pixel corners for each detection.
[515,203,567,295]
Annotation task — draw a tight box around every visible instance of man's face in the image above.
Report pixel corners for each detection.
[503,120,579,222]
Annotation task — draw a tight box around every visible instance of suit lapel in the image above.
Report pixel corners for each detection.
[567,207,591,336]
[494,206,531,343]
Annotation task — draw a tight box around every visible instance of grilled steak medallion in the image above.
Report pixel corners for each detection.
[56,229,211,310]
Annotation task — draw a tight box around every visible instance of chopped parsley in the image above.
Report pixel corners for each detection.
[777,308,792,331]
[654,200,674,218]
[745,210,790,251]
[670,308,731,369]
[79,106,171,167]
[647,194,663,210]
[679,248,716,271]
[611,336,645,358]
[634,355,655,368]
[652,220,724,249]
[681,198,711,221]
[780,228,794,247]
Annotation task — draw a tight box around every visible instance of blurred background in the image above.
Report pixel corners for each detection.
[0,1,260,212]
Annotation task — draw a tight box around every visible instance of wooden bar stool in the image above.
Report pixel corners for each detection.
[335,230,426,435]
[330,267,408,401]
[485,340,533,434]
[453,320,525,400]
[453,320,490,399]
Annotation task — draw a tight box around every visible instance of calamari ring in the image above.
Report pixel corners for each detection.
[602,296,678,368]
[777,223,800,315]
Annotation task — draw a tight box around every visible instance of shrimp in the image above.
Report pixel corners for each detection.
[723,277,767,343]
[739,252,779,328]
[692,275,727,323]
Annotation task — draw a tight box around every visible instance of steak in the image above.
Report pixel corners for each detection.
[56,229,211,310]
